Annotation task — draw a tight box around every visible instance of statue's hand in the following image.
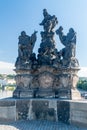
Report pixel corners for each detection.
[39,22,43,26]
[56,26,63,34]
[34,30,38,34]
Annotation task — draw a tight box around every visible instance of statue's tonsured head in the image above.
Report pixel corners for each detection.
[59,26,63,31]
[43,9,48,16]
[21,31,26,36]
[69,28,74,33]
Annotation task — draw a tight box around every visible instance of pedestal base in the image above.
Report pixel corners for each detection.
[71,89,81,100]
[0,98,87,127]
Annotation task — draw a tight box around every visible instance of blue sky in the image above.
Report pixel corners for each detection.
[0,0,87,67]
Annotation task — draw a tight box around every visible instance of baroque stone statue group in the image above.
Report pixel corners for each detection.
[15,9,79,69]
[13,9,81,99]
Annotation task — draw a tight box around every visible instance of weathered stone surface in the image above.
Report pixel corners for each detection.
[0,100,16,121]
[70,101,87,127]
[0,99,87,127]
[14,65,80,99]
[0,100,15,106]
[0,106,16,121]
[57,101,70,123]
[16,99,30,120]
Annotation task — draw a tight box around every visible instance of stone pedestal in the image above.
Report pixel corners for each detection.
[0,99,87,127]
[71,89,81,100]
[13,66,81,100]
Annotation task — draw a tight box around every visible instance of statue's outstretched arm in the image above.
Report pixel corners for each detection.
[31,31,38,44]
[56,26,67,46]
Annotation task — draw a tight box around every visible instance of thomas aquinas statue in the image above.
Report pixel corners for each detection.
[15,30,37,68]
[18,31,37,59]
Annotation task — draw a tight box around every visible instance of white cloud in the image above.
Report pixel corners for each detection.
[78,67,87,77]
[0,61,15,74]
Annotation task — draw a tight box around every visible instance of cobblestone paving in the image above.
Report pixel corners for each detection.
[0,120,87,130]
